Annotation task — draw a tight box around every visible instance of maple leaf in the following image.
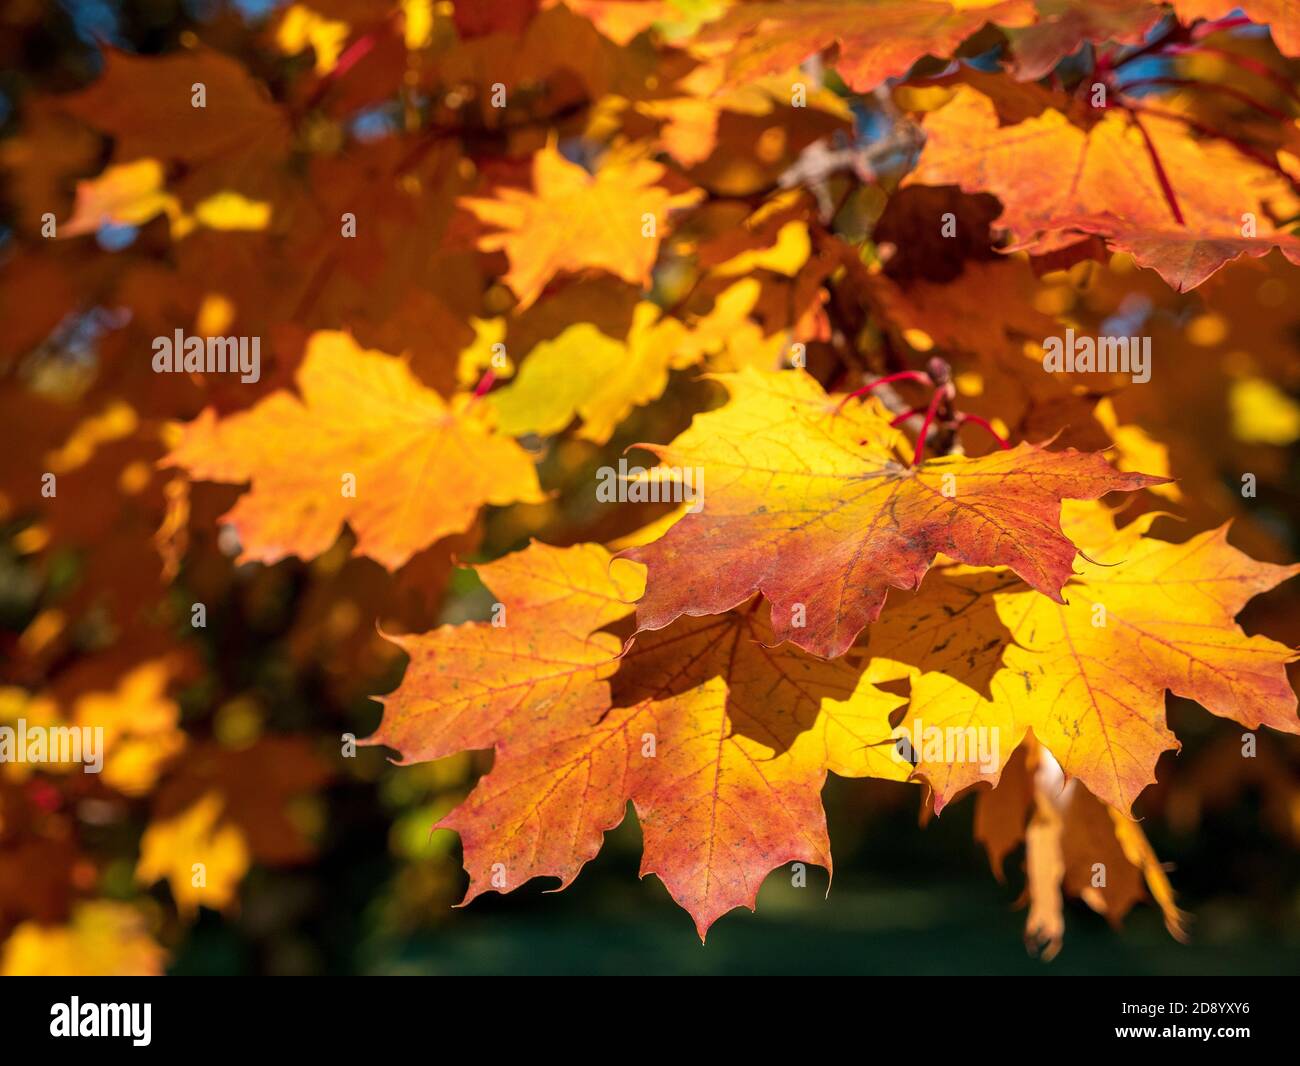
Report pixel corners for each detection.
[461,144,700,310]
[163,330,544,569]
[371,540,907,937]
[701,0,1036,93]
[9,0,1300,969]
[69,660,188,797]
[1,660,186,796]
[621,368,1165,659]
[488,281,760,443]
[151,738,332,867]
[58,46,289,170]
[59,159,273,240]
[866,502,1300,812]
[1006,0,1164,81]
[905,85,1294,284]
[1044,213,1300,292]
[863,256,1059,357]
[368,541,645,762]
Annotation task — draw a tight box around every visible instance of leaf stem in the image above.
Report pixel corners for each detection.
[833,370,931,417]
[910,387,946,466]
[956,413,1012,450]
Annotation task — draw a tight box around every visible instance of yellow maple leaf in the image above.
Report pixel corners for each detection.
[72,660,187,796]
[163,330,545,569]
[867,501,1300,812]
[1093,397,1182,502]
[1,660,184,794]
[61,159,270,239]
[490,280,760,443]
[135,792,251,916]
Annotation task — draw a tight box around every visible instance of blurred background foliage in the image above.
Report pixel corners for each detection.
[0,0,1298,975]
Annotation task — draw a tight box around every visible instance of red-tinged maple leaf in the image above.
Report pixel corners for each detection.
[700,0,1037,93]
[620,368,1166,659]
[162,330,544,570]
[1006,0,1164,81]
[57,47,290,172]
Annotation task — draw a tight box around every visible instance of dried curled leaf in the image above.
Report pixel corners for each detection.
[976,739,1189,958]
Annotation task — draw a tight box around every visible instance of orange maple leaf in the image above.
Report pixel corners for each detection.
[1042,213,1300,291]
[701,0,1035,92]
[369,541,908,937]
[368,541,644,762]
[461,144,700,310]
[905,85,1294,286]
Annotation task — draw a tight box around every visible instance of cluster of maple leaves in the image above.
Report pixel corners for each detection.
[2,0,1300,970]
